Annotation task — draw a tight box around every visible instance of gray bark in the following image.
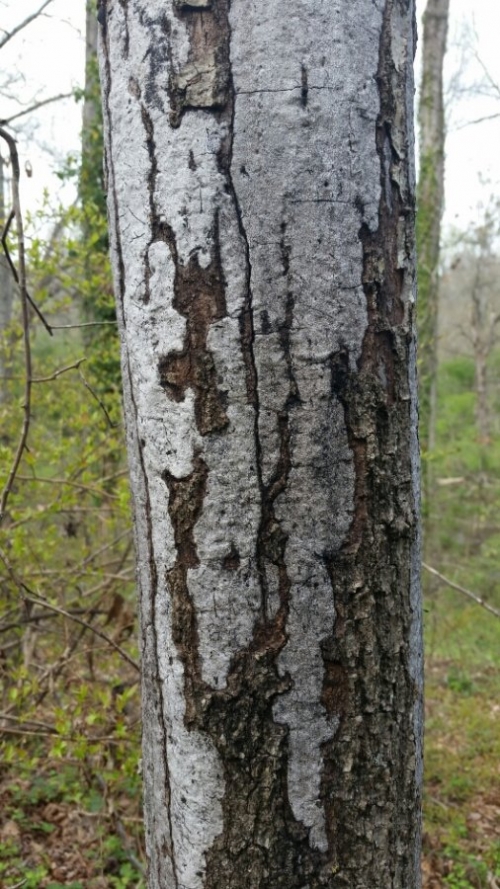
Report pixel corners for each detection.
[83,0,99,147]
[99,1,422,887]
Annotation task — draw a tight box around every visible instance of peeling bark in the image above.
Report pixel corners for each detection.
[99,0,422,887]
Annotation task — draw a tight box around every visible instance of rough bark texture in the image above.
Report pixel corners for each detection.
[99,1,422,887]
[416,0,449,455]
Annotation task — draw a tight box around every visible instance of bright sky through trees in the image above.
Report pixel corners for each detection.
[0,0,499,232]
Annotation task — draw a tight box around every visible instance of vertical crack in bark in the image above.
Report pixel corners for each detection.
[320,1,421,884]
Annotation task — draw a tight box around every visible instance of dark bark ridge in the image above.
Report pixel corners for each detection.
[320,2,421,885]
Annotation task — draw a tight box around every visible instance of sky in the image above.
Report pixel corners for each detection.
[0,0,499,240]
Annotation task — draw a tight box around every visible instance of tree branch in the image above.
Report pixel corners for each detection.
[423,562,500,619]
[0,548,139,671]
[0,91,74,126]
[31,357,86,383]
[23,594,140,671]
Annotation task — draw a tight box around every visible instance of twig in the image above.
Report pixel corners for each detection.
[31,357,86,383]
[23,594,140,671]
[79,366,117,428]
[0,712,59,731]
[50,320,118,329]
[0,606,107,634]
[0,549,139,671]
[16,473,120,500]
[0,129,32,525]
[0,92,74,126]
[422,563,500,619]
[452,112,500,131]
[0,172,53,335]
[6,879,27,889]
[0,726,134,743]
[81,528,132,567]
[0,0,55,50]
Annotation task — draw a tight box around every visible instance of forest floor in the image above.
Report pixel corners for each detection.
[1,631,498,888]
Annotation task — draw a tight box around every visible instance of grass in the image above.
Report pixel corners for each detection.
[421,351,500,887]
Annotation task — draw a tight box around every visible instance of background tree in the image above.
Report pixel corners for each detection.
[416,0,450,460]
[99,1,422,886]
[0,149,14,399]
[439,199,500,444]
[78,0,120,391]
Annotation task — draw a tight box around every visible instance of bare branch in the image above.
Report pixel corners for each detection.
[79,366,118,429]
[0,548,139,671]
[50,320,118,329]
[0,726,135,744]
[5,879,27,889]
[423,562,500,619]
[0,91,74,126]
[31,357,86,383]
[15,473,120,500]
[1,204,53,334]
[453,112,500,131]
[0,0,55,50]
[23,594,140,671]
[0,128,32,525]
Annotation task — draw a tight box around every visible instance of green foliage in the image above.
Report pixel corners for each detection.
[422,345,500,887]
[0,90,142,882]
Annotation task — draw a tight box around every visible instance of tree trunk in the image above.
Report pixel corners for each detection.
[470,267,491,444]
[83,0,99,156]
[98,1,422,887]
[0,152,14,402]
[416,0,449,456]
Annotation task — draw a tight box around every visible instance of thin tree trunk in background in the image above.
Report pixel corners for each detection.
[417,0,449,458]
[0,152,14,402]
[82,0,99,163]
[470,268,491,444]
[99,1,422,887]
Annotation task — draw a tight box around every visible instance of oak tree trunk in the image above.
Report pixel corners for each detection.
[99,1,422,887]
